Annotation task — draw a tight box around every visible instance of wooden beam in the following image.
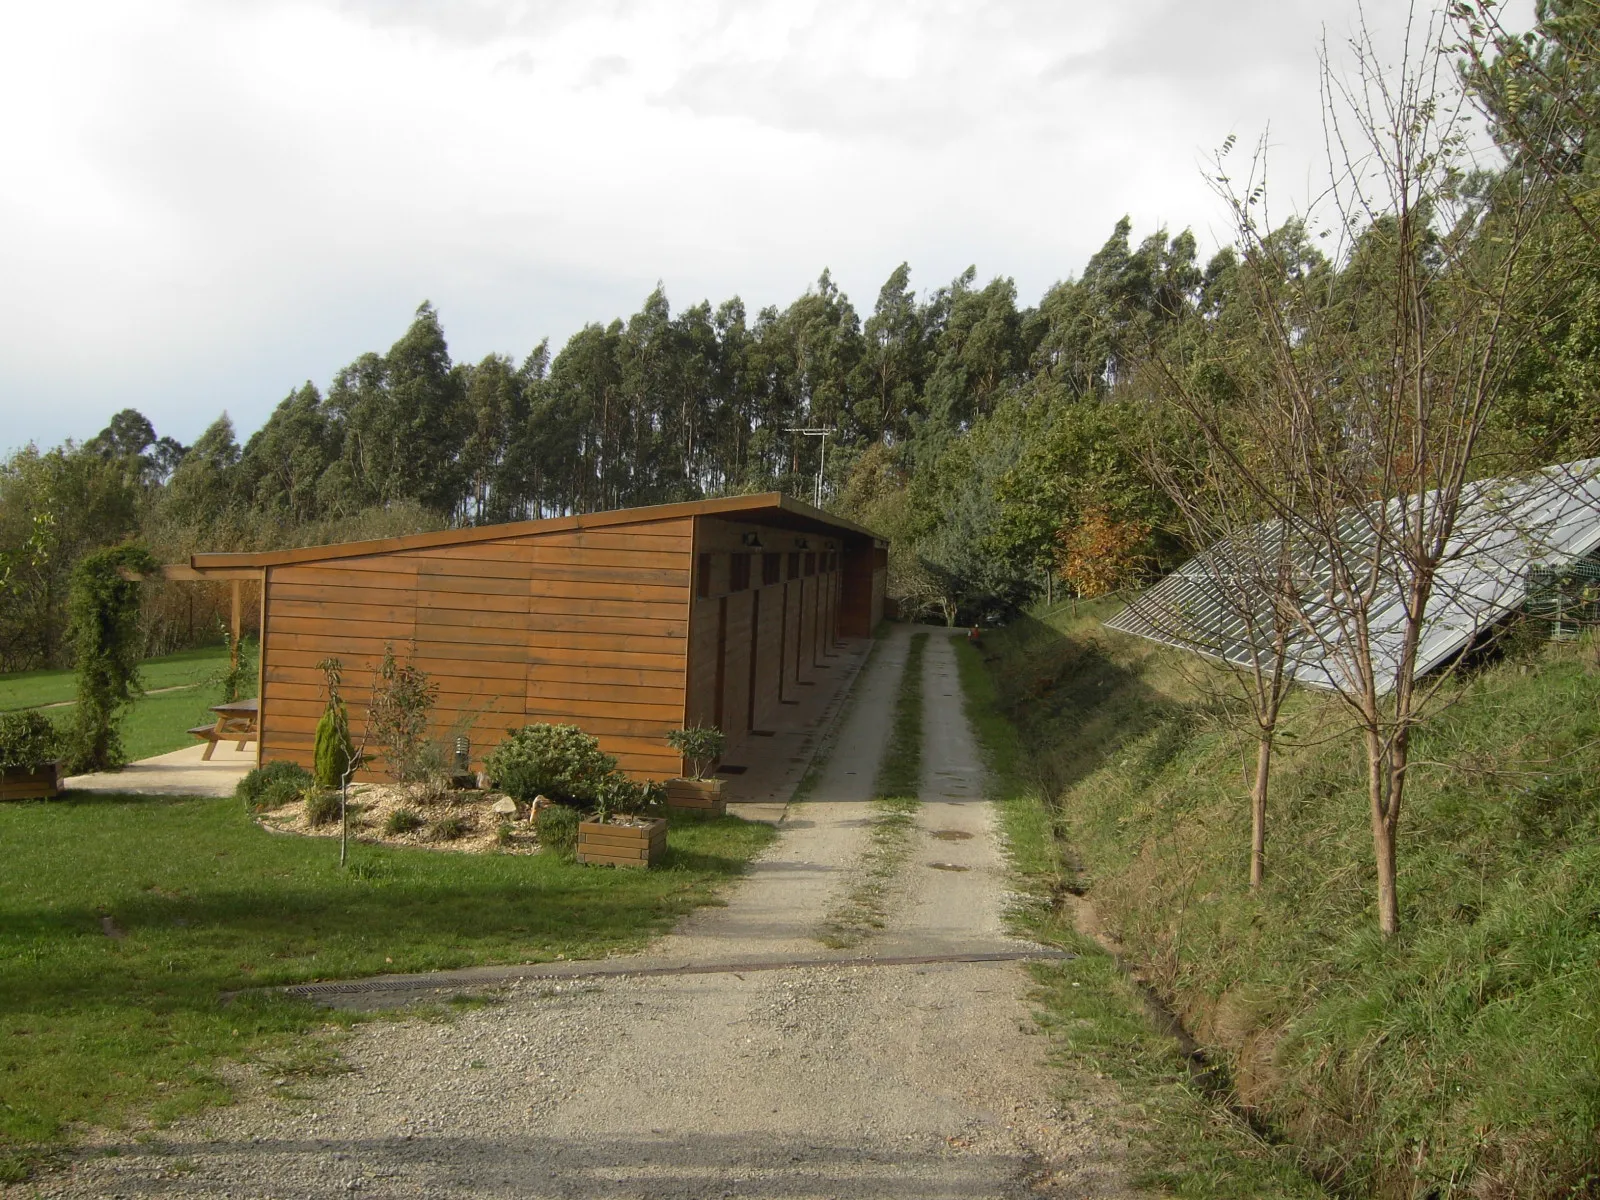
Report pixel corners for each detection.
[156,565,263,581]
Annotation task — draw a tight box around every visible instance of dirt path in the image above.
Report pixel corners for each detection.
[44,628,1134,1199]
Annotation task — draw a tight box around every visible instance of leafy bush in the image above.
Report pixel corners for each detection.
[485,724,618,804]
[431,814,471,841]
[0,710,63,770]
[534,803,580,855]
[384,807,424,836]
[495,820,514,847]
[666,725,725,779]
[304,789,341,827]
[236,760,314,813]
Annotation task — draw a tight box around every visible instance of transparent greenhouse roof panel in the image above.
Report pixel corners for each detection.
[1104,459,1600,694]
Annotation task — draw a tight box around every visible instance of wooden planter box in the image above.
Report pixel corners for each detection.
[576,816,668,868]
[664,776,726,816]
[0,761,62,801]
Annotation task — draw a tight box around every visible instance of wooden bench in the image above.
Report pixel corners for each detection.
[188,724,258,760]
[190,698,259,761]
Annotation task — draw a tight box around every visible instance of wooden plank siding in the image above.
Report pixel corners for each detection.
[260,517,695,780]
[680,517,861,768]
[250,502,883,786]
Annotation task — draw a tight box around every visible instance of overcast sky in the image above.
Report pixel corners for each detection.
[0,0,1527,454]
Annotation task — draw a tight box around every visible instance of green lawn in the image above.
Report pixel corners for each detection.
[0,794,774,1180]
[0,644,250,762]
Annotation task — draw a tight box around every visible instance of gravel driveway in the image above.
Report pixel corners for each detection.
[39,629,1135,1199]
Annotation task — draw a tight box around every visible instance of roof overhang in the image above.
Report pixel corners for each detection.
[186,493,883,571]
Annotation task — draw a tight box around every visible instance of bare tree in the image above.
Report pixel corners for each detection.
[1131,433,1302,890]
[1146,5,1557,936]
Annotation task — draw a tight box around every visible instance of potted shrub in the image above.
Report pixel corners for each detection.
[0,710,64,800]
[576,775,667,868]
[664,725,727,814]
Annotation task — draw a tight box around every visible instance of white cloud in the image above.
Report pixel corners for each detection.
[0,0,1529,452]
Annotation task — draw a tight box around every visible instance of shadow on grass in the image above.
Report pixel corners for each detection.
[3,798,776,990]
[983,612,1182,796]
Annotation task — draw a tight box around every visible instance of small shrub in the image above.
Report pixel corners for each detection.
[368,645,439,783]
[313,707,355,788]
[666,725,726,779]
[592,775,663,822]
[431,814,471,841]
[304,789,341,827]
[496,820,514,847]
[385,807,424,836]
[0,710,63,770]
[485,724,617,804]
[535,803,580,855]
[236,760,314,812]
[410,768,453,807]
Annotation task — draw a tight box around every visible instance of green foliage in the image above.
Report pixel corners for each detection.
[534,803,580,855]
[384,807,424,836]
[591,774,663,823]
[235,760,314,813]
[313,710,350,789]
[665,725,725,779]
[208,625,257,706]
[485,723,618,804]
[430,813,470,841]
[0,710,62,770]
[366,645,437,783]
[303,789,340,827]
[64,543,157,772]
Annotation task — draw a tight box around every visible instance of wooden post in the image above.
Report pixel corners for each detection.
[230,578,242,671]
[255,569,268,768]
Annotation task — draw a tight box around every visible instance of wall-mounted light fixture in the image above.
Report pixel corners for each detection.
[741,531,764,549]
[794,537,809,550]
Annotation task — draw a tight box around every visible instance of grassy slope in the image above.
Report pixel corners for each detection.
[955,635,1322,1198]
[0,794,773,1180]
[972,601,1600,1198]
[1,644,252,762]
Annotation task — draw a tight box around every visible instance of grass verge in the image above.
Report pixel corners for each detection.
[954,634,1324,1198]
[1,644,253,763]
[0,793,773,1181]
[818,630,928,948]
[969,601,1600,1199]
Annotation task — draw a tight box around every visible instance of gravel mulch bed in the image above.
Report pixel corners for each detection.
[258,782,541,854]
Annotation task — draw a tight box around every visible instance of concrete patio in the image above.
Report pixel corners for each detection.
[64,742,255,798]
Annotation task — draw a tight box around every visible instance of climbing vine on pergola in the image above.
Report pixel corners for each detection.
[66,543,157,772]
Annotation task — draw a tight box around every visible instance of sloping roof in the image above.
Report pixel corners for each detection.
[185,493,882,572]
[1105,459,1600,693]
[190,493,882,572]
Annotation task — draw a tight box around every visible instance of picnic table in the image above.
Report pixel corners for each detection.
[189,698,258,761]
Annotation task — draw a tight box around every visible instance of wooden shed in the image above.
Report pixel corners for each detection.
[183,495,887,780]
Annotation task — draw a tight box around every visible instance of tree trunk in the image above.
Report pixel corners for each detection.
[1250,732,1271,889]
[1373,801,1399,937]
[1365,727,1404,937]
